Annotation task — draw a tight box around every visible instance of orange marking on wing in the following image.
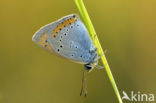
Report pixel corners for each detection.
[38,33,53,52]
[51,17,77,38]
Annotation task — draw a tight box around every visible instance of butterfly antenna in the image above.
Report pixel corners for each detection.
[80,69,85,96]
[84,69,87,97]
[80,68,87,97]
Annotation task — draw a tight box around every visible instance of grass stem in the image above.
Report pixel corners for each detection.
[75,0,123,103]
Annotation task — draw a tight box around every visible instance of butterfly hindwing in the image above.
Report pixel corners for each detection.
[33,14,95,64]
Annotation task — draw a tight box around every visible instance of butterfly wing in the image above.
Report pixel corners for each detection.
[33,14,94,64]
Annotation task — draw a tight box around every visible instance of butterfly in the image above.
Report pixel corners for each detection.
[32,14,103,96]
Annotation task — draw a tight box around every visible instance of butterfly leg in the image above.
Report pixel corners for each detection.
[96,49,107,61]
[104,49,107,54]
[95,53,103,61]
[94,54,105,69]
[92,34,97,44]
[96,65,104,69]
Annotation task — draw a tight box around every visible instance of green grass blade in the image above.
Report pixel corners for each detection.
[75,0,123,103]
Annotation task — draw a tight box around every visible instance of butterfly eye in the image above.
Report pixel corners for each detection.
[84,64,92,70]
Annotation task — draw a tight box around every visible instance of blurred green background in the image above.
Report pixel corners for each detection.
[0,0,156,103]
